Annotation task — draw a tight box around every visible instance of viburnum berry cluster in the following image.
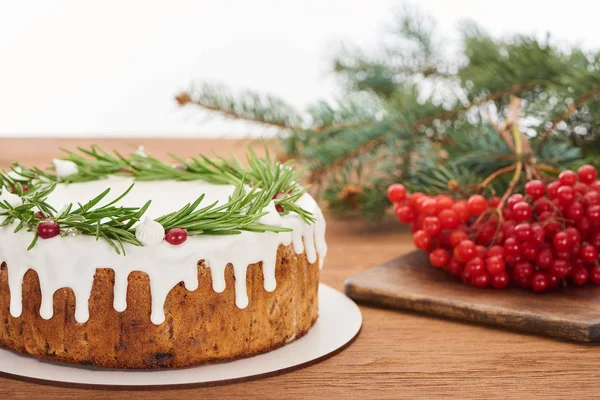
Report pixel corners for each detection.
[388,164,600,292]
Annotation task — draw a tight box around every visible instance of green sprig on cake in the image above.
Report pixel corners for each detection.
[0,146,314,255]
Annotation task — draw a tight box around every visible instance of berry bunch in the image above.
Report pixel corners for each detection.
[388,165,600,292]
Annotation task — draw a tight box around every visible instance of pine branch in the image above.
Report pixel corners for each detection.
[175,83,303,130]
[176,4,600,219]
[307,82,537,185]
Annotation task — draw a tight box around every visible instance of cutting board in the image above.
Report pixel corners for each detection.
[345,250,600,342]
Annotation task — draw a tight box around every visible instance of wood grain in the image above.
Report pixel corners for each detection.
[346,250,600,342]
[2,138,600,399]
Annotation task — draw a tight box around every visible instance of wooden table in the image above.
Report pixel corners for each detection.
[1,138,600,399]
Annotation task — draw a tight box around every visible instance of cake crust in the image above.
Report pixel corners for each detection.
[0,244,319,369]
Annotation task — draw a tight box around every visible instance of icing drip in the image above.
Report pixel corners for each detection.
[0,178,327,325]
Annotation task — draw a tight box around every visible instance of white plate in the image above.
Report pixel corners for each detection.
[0,283,362,389]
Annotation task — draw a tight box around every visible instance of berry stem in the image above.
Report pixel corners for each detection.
[479,165,517,190]
[497,105,525,211]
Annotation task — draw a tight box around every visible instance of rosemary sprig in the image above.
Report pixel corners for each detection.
[59,145,315,223]
[51,184,151,255]
[156,181,292,236]
[0,145,317,254]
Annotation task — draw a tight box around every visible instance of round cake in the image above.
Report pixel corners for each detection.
[0,147,327,368]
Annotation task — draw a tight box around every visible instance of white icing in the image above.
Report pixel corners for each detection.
[6,167,28,182]
[258,201,283,227]
[0,186,23,208]
[135,217,165,246]
[52,159,79,179]
[0,178,327,325]
[135,145,147,158]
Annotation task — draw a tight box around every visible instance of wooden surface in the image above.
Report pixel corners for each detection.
[2,138,600,399]
[346,250,600,342]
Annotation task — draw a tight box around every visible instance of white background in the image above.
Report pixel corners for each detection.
[1,0,599,137]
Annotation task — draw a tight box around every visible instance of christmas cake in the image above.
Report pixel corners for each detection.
[0,147,327,368]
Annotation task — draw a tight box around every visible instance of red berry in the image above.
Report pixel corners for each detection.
[491,272,510,289]
[514,261,534,279]
[587,205,600,223]
[552,231,570,251]
[408,193,425,208]
[486,256,505,275]
[422,216,442,236]
[449,231,468,248]
[581,245,598,263]
[572,267,589,285]
[438,209,459,229]
[566,201,584,221]
[165,228,187,245]
[547,274,560,289]
[465,257,485,276]
[395,205,415,223]
[532,273,549,292]
[511,202,532,222]
[486,245,505,258]
[577,217,592,235]
[413,230,431,250]
[536,248,554,270]
[507,194,525,210]
[475,224,496,246]
[475,245,486,258]
[525,180,545,199]
[559,170,577,186]
[387,184,408,203]
[472,273,490,288]
[565,227,581,246]
[547,181,560,198]
[419,199,437,216]
[531,224,545,243]
[521,241,538,261]
[452,201,470,222]
[11,184,29,193]
[487,196,501,208]
[534,198,553,215]
[467,195,487,216]
[578,164,597,184]
[429,248,450,268]
[550,259,570,278]
[584,191,600,206]
[461,269,472,283]
[502,220,517,238]
[448,258,464,276]
[514,223,532,242]
[574,182,589,195]
[555,249,572,261]
[504,237,521,257]
[37,219,60,239]
[543,219,561,238]
[435,195,455,213]
[33,211,45,220]
[457,240,477,261]
[591,181,600,193]
[556,185,576,205]
[591,267,600,285]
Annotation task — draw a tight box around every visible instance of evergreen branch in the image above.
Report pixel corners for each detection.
[175,83,304,130]
[307,83,537,185]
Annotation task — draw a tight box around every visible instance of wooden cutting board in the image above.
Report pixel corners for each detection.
[345,250,600,342]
